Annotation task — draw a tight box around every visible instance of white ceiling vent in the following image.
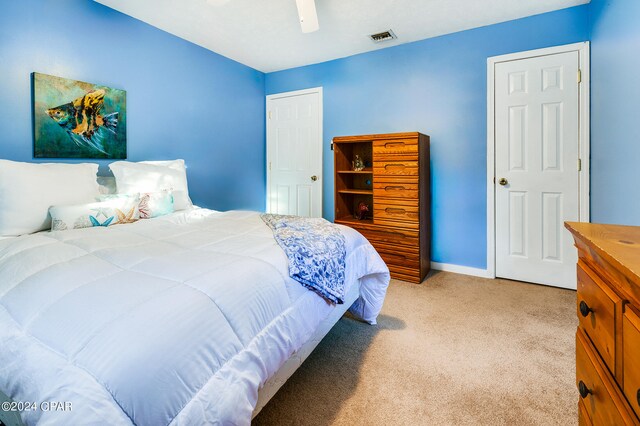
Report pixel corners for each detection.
[369,30,397,43]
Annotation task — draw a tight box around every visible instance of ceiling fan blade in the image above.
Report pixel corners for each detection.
[295,0,319,33]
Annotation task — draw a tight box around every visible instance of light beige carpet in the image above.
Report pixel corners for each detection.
[253,271,578,426]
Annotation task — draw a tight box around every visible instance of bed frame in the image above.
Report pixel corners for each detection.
[0,284,359,425]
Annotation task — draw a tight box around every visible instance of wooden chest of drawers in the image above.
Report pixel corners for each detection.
[566,222,640,425]
[333,132,430,283]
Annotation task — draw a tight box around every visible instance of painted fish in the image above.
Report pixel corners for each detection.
[45,89,118,155]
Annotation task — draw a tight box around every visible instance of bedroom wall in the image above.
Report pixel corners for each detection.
[0,0,265,211]
[265,6,590,269]
[589,0,640,226]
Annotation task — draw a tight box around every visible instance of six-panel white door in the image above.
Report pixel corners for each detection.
[266,89,322,217]
[495,52,580,289]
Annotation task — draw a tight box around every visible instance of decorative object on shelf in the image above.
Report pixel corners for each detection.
[365,178,372,187]
[352,154,365,171]
[33,72,127,159]
[356,201,369,220]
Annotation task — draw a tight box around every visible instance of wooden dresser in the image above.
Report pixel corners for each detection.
[333,132,430,283]
[565,222,640,425]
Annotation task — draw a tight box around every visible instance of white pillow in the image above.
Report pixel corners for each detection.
[50,196,140,231]
[97,176,117,195]
[109,160,192,210]
[0,160,100,236]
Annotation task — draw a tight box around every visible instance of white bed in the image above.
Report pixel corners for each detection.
[0,208,389,425]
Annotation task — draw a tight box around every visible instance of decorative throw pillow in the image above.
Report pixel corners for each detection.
[97,192,174,219]
[108,160,192,210]
[50,196,140,231]
[0,160,99,236]
[138,192,175,219]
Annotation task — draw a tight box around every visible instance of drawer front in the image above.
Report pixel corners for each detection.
[376,246,420,270]
[374,202,420,229]
[576,330,629,426]
[387,263,422,282]
[578,399,592,426]
[373,181,419,199]
[373,139,418,158]
[623,307,640,417]
[373,161,419,177]
[577,262,618,373]
[355,226,419,248]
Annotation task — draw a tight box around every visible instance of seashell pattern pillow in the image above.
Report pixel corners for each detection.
[138,191,174,219]
[98,192,174,219]
[49,196,140,231]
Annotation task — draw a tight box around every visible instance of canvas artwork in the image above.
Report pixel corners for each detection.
[33,72,126,159]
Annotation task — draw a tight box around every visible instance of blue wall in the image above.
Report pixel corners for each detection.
[0,0,266,211]
[266,6,590,269]
[6,0,635,270]
[589,0,640,226]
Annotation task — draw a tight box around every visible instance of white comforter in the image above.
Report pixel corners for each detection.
[0,209,389,425]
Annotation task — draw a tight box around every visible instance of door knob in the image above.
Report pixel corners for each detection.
[498,178,508,186]
[311,175,318,181]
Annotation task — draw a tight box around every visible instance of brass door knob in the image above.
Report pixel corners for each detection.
[311,175,318,181]
[498,178,508,186]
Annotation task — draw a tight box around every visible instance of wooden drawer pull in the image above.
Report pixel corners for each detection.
[385,186,405,191]
[385,164,406,170]
[579,300,593,317]
[578,380,592,399]
[385,142,405,148]
[385,208,406,214]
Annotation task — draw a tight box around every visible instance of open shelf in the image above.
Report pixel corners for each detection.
[338,189,373,195]
[334,139,374,221]
[336,169,373,174]
[335,216,374,226]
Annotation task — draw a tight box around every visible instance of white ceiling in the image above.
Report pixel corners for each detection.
[95,0,589,73]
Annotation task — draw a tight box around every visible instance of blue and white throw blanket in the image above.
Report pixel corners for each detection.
[261,214,347,304]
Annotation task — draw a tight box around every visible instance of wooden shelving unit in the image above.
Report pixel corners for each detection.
[333,132,431,283]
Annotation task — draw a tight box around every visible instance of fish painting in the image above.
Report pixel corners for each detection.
[33,73,126,159]
[46,89,118,155]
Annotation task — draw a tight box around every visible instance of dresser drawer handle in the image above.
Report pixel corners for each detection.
[385,164,406,170]
[385,208,406,214]
[579,300,593,317]
[578,380,592,399]
[385,142,405,148]
[385,186,405,191]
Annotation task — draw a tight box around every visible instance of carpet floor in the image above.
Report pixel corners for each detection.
[253,271,578,426]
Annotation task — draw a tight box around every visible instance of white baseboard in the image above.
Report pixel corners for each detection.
[430,261,491,278]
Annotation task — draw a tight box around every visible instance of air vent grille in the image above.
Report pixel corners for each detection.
[369,30,397,43]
